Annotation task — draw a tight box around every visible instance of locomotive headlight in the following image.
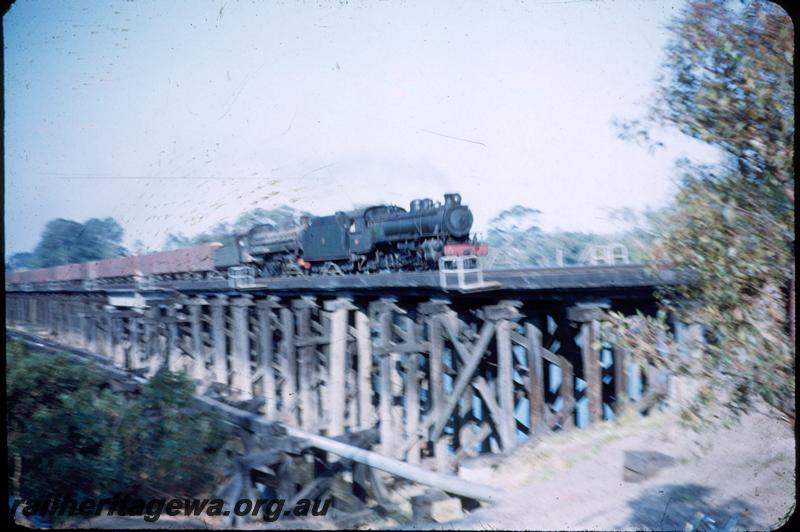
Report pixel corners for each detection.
[445,206,473,237]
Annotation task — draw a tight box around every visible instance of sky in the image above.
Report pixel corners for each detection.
[3,0,721,257]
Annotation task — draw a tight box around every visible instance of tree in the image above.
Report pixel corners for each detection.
[609,206,671,264]
[486,206,550,267]
[486,205,643,267]
[5,252,34,271]
[6,342,122,502]
[131,239,154,255]
[609,0,794,423]
[113,369,230,498]
[29,218,128,268]
[655,0,793,202]
[6,342,231,523]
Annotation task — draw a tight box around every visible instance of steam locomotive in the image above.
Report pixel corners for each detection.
[215,193,487,276]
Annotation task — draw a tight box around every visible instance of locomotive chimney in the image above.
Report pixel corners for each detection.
[444,193,461,206]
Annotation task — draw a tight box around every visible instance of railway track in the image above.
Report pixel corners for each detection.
[7,264,689,299]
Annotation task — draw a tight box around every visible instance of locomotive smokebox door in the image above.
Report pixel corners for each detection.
[444,205,473,238]
[302,213,350,261]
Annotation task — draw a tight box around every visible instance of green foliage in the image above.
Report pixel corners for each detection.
[6,342,121,499]
[5,252,35,272]
[485,206,547,266]
[662,163,793,418]
[163,205,311,250]
[485,205,651,267]
[613,0,794,423]
[28,217,128,268]
[6,342,231,516]
[609,207,672,264]
[656,0,793,200]
[131,239,156,256]
[114,369,230,498]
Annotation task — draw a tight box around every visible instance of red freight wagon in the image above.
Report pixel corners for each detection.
[27,268,54,284]
[94,255,138,279]
[51,264,72,282]
[8,269,36,284]
[144,245,220,276]
[7,243,223,284]
[51,262,88,282]
[62,262,89,281]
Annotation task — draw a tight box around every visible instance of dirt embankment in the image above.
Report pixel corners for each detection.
[414,401,795,530]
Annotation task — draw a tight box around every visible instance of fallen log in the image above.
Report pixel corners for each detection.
[195,395,505,502]
[277,424,505,503]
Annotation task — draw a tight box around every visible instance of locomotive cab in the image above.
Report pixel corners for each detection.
[348,216,373,254]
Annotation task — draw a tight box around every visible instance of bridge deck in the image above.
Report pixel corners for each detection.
[6,264,689,300]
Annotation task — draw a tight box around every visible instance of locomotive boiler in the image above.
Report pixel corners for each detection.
[215,193,485,276]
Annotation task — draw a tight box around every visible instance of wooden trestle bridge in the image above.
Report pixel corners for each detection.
[5,264,696,524]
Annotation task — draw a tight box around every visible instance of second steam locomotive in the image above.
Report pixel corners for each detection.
[215,193,487,276]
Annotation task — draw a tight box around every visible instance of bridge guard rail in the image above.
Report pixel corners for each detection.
[438,256,501,292]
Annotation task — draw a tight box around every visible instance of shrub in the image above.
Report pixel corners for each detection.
[6,341,232,520]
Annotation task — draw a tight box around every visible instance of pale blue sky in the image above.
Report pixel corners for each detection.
[4,0,720,256]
